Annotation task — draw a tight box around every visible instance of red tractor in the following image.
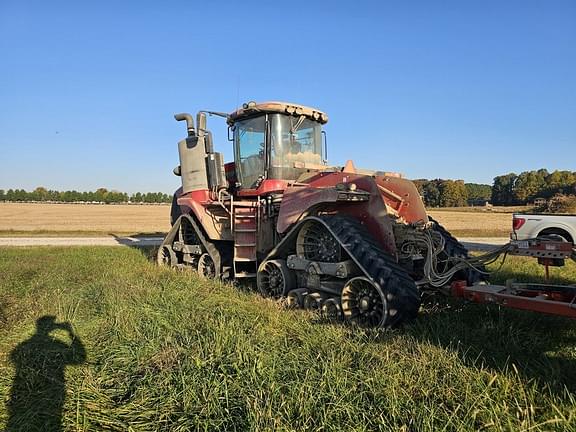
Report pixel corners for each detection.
[158,101,482,328]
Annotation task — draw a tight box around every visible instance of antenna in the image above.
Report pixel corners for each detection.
[236,77,240,110]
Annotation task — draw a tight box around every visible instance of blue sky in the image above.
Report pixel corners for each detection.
[1,0,575,193]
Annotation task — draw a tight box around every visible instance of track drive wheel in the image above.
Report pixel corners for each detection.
[157,245,177,267]
[197,253,216,278]
[341,277,388,328]
[296,220,342,262]
[257,259,295,299]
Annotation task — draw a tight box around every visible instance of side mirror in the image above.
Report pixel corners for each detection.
[173,165,181,176]
[321,130,328,164]
[228,125,234,142]
[197,112,207,134]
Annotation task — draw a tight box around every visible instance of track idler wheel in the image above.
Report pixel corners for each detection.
[157,245,178,267]
[257,259,295,299]
[197,253,216,278]
[287,288,309,308]
[321,298,343,321]
[341,276,388,327]
[303,292,324,311]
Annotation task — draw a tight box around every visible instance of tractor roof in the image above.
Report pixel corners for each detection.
[227,101,328,125]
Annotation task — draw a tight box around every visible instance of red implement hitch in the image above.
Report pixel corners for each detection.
[452,238,576,319]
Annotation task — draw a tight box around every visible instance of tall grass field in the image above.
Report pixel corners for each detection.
[0,246,575,431]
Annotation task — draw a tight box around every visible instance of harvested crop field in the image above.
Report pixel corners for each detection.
[0,203,171,236]
[0,203,520,238]
[427,210,513,237]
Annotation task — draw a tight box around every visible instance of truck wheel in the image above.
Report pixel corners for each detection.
[538,228,573,245]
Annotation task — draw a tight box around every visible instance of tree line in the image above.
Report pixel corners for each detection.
[413,180,491,208]
[492,170,576,205]
[3,169,575,207]
[0,187,172,204]
[414,169,575,208]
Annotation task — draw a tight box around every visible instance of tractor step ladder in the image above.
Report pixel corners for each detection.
[232,201,259,278]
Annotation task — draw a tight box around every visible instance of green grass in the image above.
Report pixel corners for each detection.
[0,247,575,431]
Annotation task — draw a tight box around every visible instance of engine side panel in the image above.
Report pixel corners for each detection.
[277,172,400,255]
[177,191,233,241]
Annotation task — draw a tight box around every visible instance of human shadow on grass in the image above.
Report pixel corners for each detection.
[6,316,86,432]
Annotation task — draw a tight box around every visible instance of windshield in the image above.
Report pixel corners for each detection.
[233,113,324,189]
[269,114,323,181]
[234,116,266,188]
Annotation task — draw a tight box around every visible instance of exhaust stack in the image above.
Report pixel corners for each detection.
[174,113,195,136]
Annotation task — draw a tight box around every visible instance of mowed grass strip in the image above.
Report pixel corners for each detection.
[0,247,574,431]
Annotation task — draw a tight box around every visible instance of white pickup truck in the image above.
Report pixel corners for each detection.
[512,213,576,244]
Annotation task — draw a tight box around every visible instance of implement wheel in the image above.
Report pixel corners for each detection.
[341,277,387,327]
[257,260,295,299]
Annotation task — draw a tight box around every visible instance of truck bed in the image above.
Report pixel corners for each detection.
[512,213,576,244]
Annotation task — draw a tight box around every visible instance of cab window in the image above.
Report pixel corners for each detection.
[234,116,266,188]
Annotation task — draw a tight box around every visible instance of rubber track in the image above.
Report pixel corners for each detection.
[160,214,223,278]
[267,215,420,328]
[322,216,421,327]
[428,216,487,284]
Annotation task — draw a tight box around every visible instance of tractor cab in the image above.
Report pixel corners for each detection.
[228,101,328,190]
